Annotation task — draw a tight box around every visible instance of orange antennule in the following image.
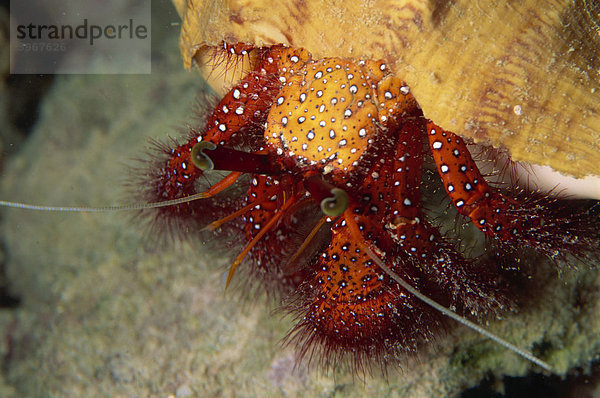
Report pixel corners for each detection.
[226,194,301,288]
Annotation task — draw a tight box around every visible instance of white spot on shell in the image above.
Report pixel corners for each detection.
[513,104,522,115]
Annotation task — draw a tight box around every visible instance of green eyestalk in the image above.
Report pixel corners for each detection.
[320,188,349,217]
[190,141,217,171]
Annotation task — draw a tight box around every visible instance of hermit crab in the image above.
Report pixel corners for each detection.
[128,39,596,373]
[157,0,600,371]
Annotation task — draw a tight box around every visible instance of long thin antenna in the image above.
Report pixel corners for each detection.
[0,193,209,212]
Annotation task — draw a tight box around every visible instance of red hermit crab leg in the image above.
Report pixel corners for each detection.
[283,105,541,369]
[152,44,307,211]
[427,121,598,260]
[222,173,351,287]
[283,115,549,369]
[139,44,314,239]
[225,192,303,287]
[156,76,281,202]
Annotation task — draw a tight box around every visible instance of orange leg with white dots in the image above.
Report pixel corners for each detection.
[427,121,530,241]
[159,45,310,204]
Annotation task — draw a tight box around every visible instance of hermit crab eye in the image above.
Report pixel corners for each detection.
[190,141,217,170]
[320,188,349,216]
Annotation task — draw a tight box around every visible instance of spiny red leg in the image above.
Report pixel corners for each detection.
[142,45,311,239]
[231,174,315,293]
[426,121,499,233]
[156,44,310,201]
[289,214,435,367]
[287,117,505,370]
[359,119,505,311]
[427,121,599,260]
[162,70,283,198]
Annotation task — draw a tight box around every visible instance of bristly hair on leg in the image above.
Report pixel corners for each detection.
[203,43,259,89]
[125,92,247,247]
[465,140,525,192]
[426,121,599,267]
[495,188,600,264]
[126,136,244,246]
[469,144,600,264]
